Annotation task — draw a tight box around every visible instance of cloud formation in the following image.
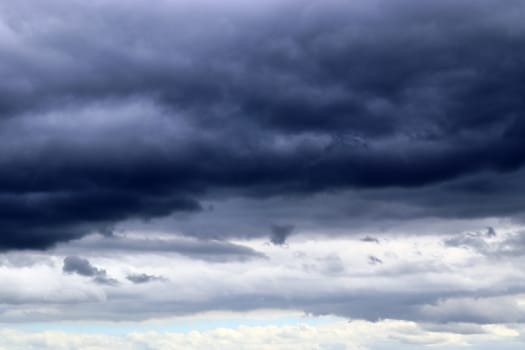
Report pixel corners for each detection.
[54,234,266,262]
[2,318,518,350]
[0,0,524,248]
[126,273,166,284]
[63,256,118,285]
[1,2,525,346]
[270,224,294,245]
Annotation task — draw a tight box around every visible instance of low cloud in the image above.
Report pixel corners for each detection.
[56,235,266,263]
[126,273,166,284]
[368,255,383,265]
[270,225,294,245]
[63,256,118,285]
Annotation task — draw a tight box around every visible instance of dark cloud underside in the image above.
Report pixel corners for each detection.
[1,0,525,248]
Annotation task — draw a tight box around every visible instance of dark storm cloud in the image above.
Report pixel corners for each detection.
[1,0,525,248]
[0,191,200,249]
[63,255,118,285]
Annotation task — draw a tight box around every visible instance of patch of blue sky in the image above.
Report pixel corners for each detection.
[4,313,340,336]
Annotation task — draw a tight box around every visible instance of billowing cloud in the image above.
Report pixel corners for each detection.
[1,1,525,346]
[2,318,519,350]
[0,0,524,248]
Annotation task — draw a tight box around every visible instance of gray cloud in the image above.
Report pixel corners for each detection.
[368,255,383,265]
[0,230,523,325]
[63,256,100,277]
[361,236,379,243]
[1,0,525,338]
[0,0,524,248]
[126,273,166,284]
[56,235,266,263]
[63,256,118,285]
[270,224,294,245]
[445,229,525,258]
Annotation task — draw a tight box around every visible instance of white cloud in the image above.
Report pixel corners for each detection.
[0,318,522,350]
[1,226,525,323]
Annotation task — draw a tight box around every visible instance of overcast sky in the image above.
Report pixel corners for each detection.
[1,0,525,348]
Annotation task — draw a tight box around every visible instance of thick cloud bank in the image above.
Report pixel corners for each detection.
[1,0,525,249]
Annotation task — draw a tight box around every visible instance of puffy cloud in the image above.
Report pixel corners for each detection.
[0,318,521,350]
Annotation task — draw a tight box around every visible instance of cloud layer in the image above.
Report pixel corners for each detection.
[1,0,525,247]
[1,1,525,347]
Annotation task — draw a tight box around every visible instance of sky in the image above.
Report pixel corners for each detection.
[1,0,525,348]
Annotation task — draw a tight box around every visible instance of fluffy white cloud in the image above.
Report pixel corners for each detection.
[0,318,521,350]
